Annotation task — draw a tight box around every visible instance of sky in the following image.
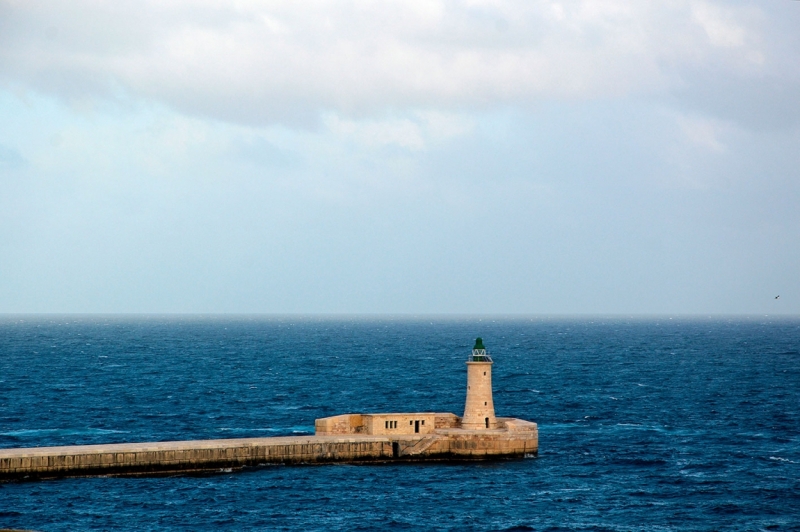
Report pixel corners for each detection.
[0,0,798,315]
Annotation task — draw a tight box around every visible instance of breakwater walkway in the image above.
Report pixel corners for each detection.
[0,419,537,481]
[1,339,538,481]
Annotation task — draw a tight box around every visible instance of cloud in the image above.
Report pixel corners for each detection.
[323,111,474,151]
[326,115,426,151]
[676,114,730,152]
[1,0,797,128]
[691,2,749,49]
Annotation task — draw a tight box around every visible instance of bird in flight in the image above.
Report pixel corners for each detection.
[775,295,780,299]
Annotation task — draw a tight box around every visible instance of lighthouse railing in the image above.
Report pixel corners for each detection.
[470,349,492,362]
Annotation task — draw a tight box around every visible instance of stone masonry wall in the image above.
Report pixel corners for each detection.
[434,413,461,429]
[462,361,497,429]
[314,414,364,435]
[0,419,538,480]
[316,413,442,436]
[0,436,393,480]
[363,414,436,435]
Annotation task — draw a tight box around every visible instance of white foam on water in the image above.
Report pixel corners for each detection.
[0,428,129,437]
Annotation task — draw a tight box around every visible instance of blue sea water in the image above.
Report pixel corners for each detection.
[0,316,798,531]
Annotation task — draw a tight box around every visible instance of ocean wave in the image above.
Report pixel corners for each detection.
[0,428,129,437]
[216,426,314,434]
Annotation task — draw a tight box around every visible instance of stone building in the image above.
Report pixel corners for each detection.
[316,337,502,435]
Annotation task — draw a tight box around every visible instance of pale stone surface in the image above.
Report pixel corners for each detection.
[315,413,437,436]
[434,413,461,429]
[0,417,537,480]
[462,361,497,429]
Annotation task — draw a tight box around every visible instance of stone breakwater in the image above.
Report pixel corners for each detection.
[0,418,537,481]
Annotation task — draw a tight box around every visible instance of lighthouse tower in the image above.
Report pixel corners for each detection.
[462,338,497,430]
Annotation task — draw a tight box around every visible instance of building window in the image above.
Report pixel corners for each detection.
[421,420,425,426]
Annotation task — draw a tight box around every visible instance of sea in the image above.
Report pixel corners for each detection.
[0,316,798,531]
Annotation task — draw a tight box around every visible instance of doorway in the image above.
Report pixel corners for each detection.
[414,420,420,433]
[485,417,489,428]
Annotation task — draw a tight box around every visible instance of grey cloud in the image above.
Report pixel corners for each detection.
[0,1,798,130]
[674,69,800,131]
[227,136,303,169]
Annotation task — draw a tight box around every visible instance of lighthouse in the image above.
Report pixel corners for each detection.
[462,337,498,430]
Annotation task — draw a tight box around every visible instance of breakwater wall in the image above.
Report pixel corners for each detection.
[0,419,537,481]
